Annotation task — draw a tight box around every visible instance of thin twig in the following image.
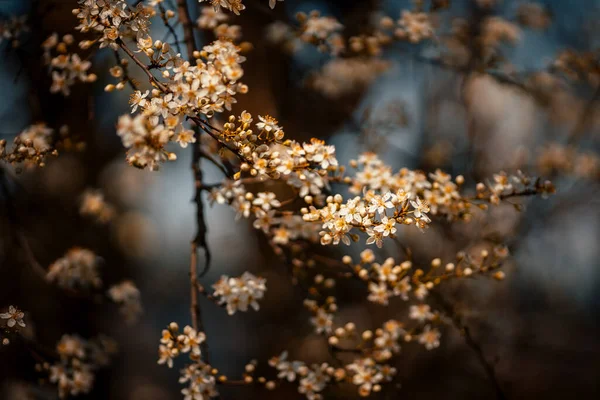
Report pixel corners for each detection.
[431,291,507,400]
[116,39,168,92]
[196,282,221,304]
[0,169,47,280]
[191,137,212,279]
[190,116,247,162]
[113,50,139,91]
[199,148,233,178]
[158,3,183,55]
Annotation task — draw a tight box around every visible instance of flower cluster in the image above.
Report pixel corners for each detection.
[0,15,28,48]
[270,8,433,58]
[157,323,222,400]
[269,353,332,400]
[269,351,304,382]
[395,10,435,43]
[46,248,102,290]
[553,49,600,86]
[199,0,246,15]
[41,334,117,399]
[481,170,555,204]
[516,2,551,29]
[205,114,553,255]
[267,312,444,397]
[197,5,242,41]
[179,361,218,399]
[268,347,397,399]
[438,13,521,67]
[311,58,391,98]
[116,113,177,170]
[158,322,206,368]
[212,272,267,315]
[480,17,521,48]
[74,0,151,49]
[107,280,143,324]
[0,123,57,167]
[117,39,247,170]
[346,357,396,397]
[296,11,345,55]
[369,320,405,360]
[79,189,116,223]
[209,111,340,184]
[301,187,433,248]
[259,245,517,394]
[265,21,297,49]
[536,143,599,179]
[197,6,229,29]
[208,178,323,244]
[42,33,97,96]
[347,246,510,307]
[199,0,284,15]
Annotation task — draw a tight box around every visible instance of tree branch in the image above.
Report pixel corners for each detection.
[116,39,168,92]
[176,0,213,364]
[158,3,183,55]
[176,0,197,60]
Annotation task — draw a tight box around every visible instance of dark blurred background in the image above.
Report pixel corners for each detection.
[1,0,599,399]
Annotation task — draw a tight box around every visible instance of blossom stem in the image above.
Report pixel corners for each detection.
[112,50,138,91]
[190,116,248,162]
[116,39,168,92]
[195,282,221,305]
[158,3,182,55]
[199,148,233,178]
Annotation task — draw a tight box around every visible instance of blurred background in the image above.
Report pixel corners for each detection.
[0,0,599,399]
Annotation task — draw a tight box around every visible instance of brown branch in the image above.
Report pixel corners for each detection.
[0,168,47,280]
[176,0,214,366]
[190,116,247,162]
[329,344,363,354]
[189,243,200,332]
[16,231,48,280]
[116,39,168,92]
[199,148,233,178]
[176,0,197,59]
[158,3,183,55]
[117,34,244,190]
[116,37,240,170]
[191,137,212,279]
[189,242,210,363]
[196,282,222,305]
[113,50,139,91]
[498,188,541,200]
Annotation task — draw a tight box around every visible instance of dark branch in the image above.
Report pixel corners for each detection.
[431,291,507,400]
